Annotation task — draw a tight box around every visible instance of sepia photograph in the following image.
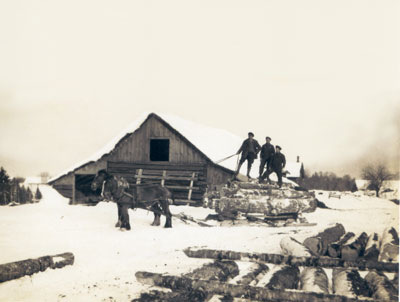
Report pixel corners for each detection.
[0,1,399,301]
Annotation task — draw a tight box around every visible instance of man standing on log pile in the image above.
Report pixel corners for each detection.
[259,136,275,181]
[235,132,261,179]
[261,145,286,187]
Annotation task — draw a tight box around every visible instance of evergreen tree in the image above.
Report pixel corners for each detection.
[0,167,11,205]
[297,171,357,192]
[18,186,26,204]
[27,187,33,203]
[35,187,43,200]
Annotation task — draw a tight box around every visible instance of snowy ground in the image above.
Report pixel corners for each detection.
[0,186,398,302]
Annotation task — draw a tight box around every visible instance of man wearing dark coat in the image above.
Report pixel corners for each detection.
[261,145,286,187]
[259,136,275,180]
[235,132,261,178]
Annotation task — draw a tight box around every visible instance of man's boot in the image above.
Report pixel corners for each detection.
[235,162,243,176]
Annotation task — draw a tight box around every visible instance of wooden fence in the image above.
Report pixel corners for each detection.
[107,161,208,205]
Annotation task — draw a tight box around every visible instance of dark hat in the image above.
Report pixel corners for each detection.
[266,136,271,140]
[276,145,282,150]
[248,132,254,137]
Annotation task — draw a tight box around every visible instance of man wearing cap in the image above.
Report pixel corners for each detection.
[259,136,275,181]
[261,145,286,188]
[235,132,261,178]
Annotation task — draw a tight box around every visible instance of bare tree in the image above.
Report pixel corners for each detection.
[361,163,392,197]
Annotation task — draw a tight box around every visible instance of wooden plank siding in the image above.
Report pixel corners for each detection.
[106,115,207,164]
[107,161,208,205]
[50,114,235,206]
[53,184,73,199]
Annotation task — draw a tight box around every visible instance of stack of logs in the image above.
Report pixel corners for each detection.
[204,181,317,223]
[279,224,399,300]
[281,224,399,263]
[135,241,399,302]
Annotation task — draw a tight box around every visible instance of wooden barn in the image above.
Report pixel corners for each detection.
[48,112,240,206]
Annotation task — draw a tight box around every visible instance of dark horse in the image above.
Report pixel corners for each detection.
[91,169,173,230]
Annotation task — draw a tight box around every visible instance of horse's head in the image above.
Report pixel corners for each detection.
[91,169,108,192]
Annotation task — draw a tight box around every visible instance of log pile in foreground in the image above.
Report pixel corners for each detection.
[0,252,74,283]
[282,224,399,265]
[135,271,390,302]
[135,242,399,302]
[204,181,317,226]
[133,260,240,302]
[183,247,399,272]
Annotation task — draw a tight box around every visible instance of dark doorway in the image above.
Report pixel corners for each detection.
[150,139,170,161]
[75,174,102,205]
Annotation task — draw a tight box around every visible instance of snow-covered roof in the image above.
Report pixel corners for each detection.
[285,162,303,178]
[24,177,43,185]
[49,112,299,184]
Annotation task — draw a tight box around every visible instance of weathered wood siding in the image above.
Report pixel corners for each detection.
[108,161,208,205]
[107,115,207,164]
[207,165,234,187]
[50,114,235,205]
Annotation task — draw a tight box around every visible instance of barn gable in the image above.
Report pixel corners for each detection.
[49,113,235,205]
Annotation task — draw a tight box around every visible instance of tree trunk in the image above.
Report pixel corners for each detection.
[332,269,370,298]
[132,289,207,302]
[236,263,269,286]
[184,260,239,282]
[266,266,300,290]
[280,236,312,257]
[216,197,316,217]
[0,252,74,283]
[303,224,346,256]
[209,181,317,217]
[365,271,398,301]
[340,232,368,261]
[135,271,383,302]
[327,232,356,258]
[299,267,329,294]
[133,261,239,302]
[183,247,399,273]
[379,227,399,262]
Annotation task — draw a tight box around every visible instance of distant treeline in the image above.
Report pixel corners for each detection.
[297,171,357,192]
[0,167,42,205]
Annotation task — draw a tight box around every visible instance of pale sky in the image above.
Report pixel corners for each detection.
[0,0,399,178]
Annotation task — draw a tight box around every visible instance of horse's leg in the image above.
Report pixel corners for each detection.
[116,203,122,227]
[119,203,131,230]
[150,203,161,226]
[160,199,172,228]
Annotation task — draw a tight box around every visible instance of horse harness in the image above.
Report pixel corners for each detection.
[106,176,161,211]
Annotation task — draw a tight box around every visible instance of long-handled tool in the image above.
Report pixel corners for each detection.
[215,153,238,164]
